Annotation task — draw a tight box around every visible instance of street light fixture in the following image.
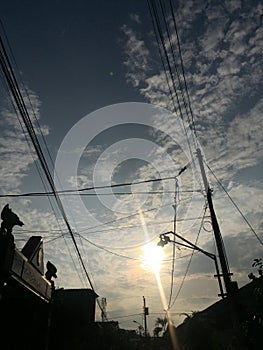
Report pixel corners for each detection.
[157,231,224,297]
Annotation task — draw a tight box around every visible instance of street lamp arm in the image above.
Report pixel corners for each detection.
[169,239,203,251]
[158,231,225,297]
[160,231,215,259]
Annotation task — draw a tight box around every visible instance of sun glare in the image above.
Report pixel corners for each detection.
[141,243,165,272]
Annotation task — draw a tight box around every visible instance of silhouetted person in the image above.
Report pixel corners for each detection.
[0,204,24,236]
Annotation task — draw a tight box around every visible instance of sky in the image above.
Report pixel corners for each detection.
[1,0,263,334]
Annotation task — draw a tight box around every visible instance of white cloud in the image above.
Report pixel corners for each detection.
[121,24,151,88]
[0,89,49,192]
[1,0,262,333]
[119,0,263,327]
[130,13,141,24]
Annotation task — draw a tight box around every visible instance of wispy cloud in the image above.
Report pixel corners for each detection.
[121,1,263,178]
[119,0,263,326]
[121,24,151,88]
[1,0,262,333]
[0,89,49,192]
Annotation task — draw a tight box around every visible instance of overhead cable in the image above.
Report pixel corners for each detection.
[205,162,263,247]
[170,203,208,309]
[147,0,196,160]
[0,31,96,292]
[0,164,190,198]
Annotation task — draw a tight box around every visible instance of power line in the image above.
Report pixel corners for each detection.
[0,21,66,240]
[75,233,140,261]
[159,0,193,130]
[14,201,179,245]
[147,0,197,161]
[77,215,209,237]
[111,313,143,319]
[0,29,96,293]
[170,203,208,309]
[168,0,198,139]
[0,189,199,198]
[167,178,179,309]
[0,165,190,198]
[205,162,263,247]
[147,0,206,202]
[44,231,194,263]
[13,215,209,236]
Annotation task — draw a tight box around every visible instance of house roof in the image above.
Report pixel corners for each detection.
[176,276,263,330]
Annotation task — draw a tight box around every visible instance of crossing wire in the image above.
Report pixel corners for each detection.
[147,0,205,207]
[147,0,208,312]
[170,203,208,309]
[0,20,69,251]
[0,164,191,198]
[205,161,263,247]
[0,32,99,297]
[147,0,197,160]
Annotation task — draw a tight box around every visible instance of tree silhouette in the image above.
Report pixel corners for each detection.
[153,316,167,337]
[252,258,263,276]
[249,258,263,280]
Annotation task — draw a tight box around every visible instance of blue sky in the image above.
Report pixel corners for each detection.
[1,0,263,333]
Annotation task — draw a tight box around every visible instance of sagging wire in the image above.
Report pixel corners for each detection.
[205,161,263,247]
[170,202,208,309]
[167,177,179,309]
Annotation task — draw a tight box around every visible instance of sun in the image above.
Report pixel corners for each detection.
[141,243,165,272]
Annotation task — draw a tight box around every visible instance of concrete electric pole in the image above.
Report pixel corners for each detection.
[143,296,149,337]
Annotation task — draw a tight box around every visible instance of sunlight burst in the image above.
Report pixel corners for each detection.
[141,243,165,272]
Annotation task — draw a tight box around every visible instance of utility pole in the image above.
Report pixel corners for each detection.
[196,148,234,296]
[143,296,148,337]
[196,148,239,328]
[101,297,107,322]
